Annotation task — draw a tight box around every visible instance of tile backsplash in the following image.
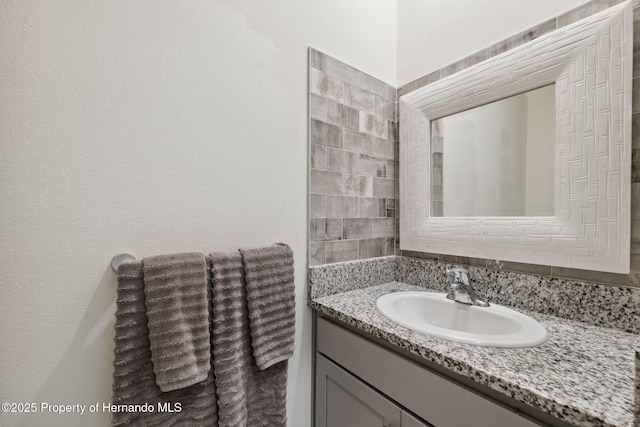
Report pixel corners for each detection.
[308,48,398,266]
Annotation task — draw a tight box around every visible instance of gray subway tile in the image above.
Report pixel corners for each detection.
[632,182,640,219]
[372,137,395,160]
[385,237,396,256]
[557,0,614,28]
[635,78,640,115]
[326,195,359,218]
[309,242,325,266]
[326,100,359,131]
[432,152,443,169]
[635,6,640,46]
[361,73,390,98]
[343,218,372,239]
[432,184,443,202]
[311,144,327,170]
[309,193,326,218]
[487,259,551,275]
[631,45,640,82]
[326,99,341,127]
[343,174,373,197]
[359,154,389,178]
[432,167,443,187]
[399,70,441,97]
[327,148,359,174]
[345,84,375,113]
[310,169,343,194]
[401,250,439,261]
[359,238,386,259]
[310,218,342,242]
[310,119,342,148]
[327,101,359,130]
[325,240,359,263]
[432,201,443,216]
[441,49,492,79]
[491,19,556,57]
[359,198,386,218]
[374,96,395,121]
[310,68,345,102]
[359,113,389,139]
[340,104,360,130]
[373,178,395,198]
[324,55,361,86]
[387,85,397,102]
[551,265,630,287]
[439,254,470,265]
[387,160,396,179]
[388,121,398,141]
[309,48,327,71]
[343,129,374,155]
[372,218,395,238]
[309,94,327,121]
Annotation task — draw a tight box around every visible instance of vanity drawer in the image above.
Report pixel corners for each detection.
[316,316,541,427]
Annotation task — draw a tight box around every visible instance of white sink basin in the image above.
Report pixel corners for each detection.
[376,291,548,348]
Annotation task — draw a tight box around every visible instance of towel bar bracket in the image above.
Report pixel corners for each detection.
[111,253,137,273]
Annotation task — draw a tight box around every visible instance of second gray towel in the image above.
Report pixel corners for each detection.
[143,252,211,392]
[210,250,288,427]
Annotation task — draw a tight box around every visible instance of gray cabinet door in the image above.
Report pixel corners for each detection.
[402,411,432,427]
[315,354,402,427]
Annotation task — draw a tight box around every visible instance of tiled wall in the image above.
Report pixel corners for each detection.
[398,0,640,288]
[308,48,398,265]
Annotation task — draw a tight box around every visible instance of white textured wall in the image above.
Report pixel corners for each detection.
[397,0,590,85]
[0,1,397,426]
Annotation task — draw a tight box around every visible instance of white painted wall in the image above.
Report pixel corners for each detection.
[397,0,591,85]
[0,1,397,426]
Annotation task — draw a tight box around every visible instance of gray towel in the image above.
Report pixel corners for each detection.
[112,260,218,427]
[210,250,288,427]
[239,243,295,370]
[143,253,211,392]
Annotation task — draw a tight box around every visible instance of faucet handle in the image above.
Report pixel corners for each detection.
[446,267,469,286]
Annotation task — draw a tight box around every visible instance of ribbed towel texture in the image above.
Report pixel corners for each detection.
[143,253,211,392]
[112,245,295,427]
[240,243,295,370]
[210,250,289,427]
[112,260,218,427]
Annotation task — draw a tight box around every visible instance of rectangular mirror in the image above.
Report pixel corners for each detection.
[400,2,632,273]
[432,85,555,217]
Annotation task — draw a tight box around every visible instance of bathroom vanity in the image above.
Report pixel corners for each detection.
[308,261,639,427]
[315,311,543,426]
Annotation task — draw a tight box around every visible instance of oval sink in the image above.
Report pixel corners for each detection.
[376,291,548,348]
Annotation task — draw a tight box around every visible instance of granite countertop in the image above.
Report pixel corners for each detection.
[310,281,638,427]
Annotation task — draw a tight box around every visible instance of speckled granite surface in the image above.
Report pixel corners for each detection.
[635,346,640,425]
[308,256,398,299]
[310,282,638,427]
[309,256,640,333]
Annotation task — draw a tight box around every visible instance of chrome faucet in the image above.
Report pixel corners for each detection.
[446,267,489,307]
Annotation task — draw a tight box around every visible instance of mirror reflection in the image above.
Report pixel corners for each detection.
[431,84,555,217]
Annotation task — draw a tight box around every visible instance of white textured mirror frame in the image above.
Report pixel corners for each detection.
[400,1,632,273]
